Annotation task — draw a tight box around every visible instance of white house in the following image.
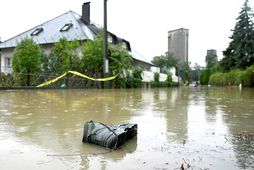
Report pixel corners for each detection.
[0,2,153,74]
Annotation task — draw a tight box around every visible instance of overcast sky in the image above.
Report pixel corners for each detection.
[0,0,253,66]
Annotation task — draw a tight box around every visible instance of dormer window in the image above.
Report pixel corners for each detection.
[121,42,127,50]
[60,23,73,32]
[108,33,117,44]
[108,35,113,43]
[31,28,43,36]
[121,40,131,51]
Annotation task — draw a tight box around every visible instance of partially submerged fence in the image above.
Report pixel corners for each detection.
[0,72,108,89]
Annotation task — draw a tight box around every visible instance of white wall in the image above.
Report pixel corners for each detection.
[1,48,14,74]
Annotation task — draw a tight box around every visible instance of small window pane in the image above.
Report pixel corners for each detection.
[5,57,11,68]
[31,28,43,36]
[60,23,73,32]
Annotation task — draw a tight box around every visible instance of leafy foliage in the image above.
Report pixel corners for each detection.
[200,69,210,85]
[154,72,160,82]
[152,52,179,74]
[209,69,245,86]
[150,72,174,88]
[126,68,143,88]
[81,37,104,76]
[166,73,173,86]
[115,68,143,88]
[177,61,190,85]
[81,32,133,78]
[12,38,41,86]
[243,64,254,87]
[190,63,201,82]
[44,38,80,74]
[0,73,15,87]
[221,0,254,71]
[109,44,133,75]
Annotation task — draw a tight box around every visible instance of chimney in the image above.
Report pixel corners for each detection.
[82,2,90,25]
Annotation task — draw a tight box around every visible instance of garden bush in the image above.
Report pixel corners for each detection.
[243,65,254,87]
[209,69,245,86]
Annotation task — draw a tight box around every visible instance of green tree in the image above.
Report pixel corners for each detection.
[221,0,254,71]
[45,38,80,74]
[152,52,179,74]
[190,63,201,82]
[12,38,41,86]
[81,32,132,77]
[206,51,218,71]
[200,69,210,85]
[177,61,190,84]
[81,36,103,76]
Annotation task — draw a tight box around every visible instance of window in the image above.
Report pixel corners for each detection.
[120,40,131,51]
[108,35,113,43]
[31,28,43,36]
[60,23,73,32]
[5,57,11,68]
[121,42,127,50]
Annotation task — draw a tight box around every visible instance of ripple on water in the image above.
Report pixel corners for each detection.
[14,113,33,120]
[75,129,81,132]
[45,123,53,127]
[2,112,13,116]
[16,126,30,133]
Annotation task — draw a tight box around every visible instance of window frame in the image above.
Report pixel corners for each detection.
[31,28,43,36]
[60,23,73,32]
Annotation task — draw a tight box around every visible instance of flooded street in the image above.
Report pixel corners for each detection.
[1,87,254,170]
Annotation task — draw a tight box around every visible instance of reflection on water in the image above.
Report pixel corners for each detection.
[0,87,254,169]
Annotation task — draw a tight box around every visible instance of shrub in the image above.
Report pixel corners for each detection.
[209,72,224,86]
[200,69,210,85]
[151,73,174,88]
[0,73,15,87]
[243,65,254,87]
[166,73,173,87]
[114,68,143,88]
[209,69,245,86]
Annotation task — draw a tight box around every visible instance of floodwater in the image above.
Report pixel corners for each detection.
[0,87,254,170]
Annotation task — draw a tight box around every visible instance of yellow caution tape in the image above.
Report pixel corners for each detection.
[37,71,118,87]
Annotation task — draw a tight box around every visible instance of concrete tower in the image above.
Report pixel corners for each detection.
[168,28,189,63]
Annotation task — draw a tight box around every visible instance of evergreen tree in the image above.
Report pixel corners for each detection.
[221,0,254,71]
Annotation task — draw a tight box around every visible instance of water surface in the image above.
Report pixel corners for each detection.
[0,87,254,170]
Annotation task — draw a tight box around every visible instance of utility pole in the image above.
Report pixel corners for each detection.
[103,0,109,78]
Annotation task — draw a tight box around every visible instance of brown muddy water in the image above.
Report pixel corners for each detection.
[0,87,254,170]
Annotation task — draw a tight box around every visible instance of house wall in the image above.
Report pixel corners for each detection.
[132,59,151,71]
[0,48,14,74]
[0,44,53,74]
[0,43,149,74]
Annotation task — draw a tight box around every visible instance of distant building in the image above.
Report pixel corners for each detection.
[206,49,218,63]
[0,2,153,74]
[168,28,189,63]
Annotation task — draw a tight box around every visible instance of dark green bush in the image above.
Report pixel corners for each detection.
[151,73,174,88]
[200,69,210,85]
[0,73,15,87]
[166,73,173,87]
[243,65,254,87]
[114,68,143,88]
